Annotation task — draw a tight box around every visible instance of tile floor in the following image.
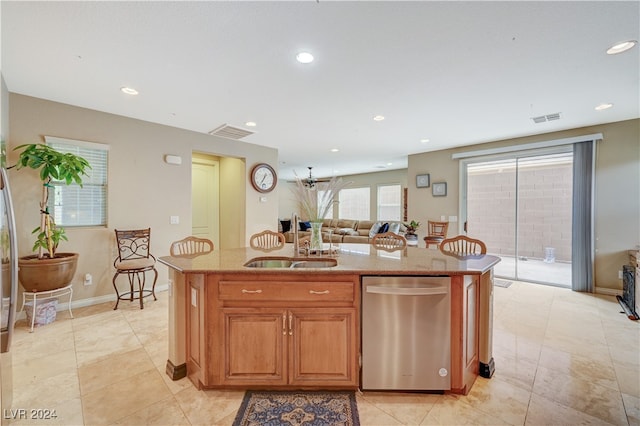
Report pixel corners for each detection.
[5,281,640,425]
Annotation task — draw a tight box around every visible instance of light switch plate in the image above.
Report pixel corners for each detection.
[170,215,179,225]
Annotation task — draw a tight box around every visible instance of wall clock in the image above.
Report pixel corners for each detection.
[416,174,430,188]
[250,163,277,193]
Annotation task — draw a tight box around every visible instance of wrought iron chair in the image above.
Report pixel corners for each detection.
[250,230,286,251]
[439,235,487,256]
[424,220,449,248]
[112,228,158,310]
[371,232,407,251]
[170,236,214,257]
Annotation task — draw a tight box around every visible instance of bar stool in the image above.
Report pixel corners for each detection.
[250,230,286,251]
[112,228,158,309]
[424,220,449,249]
[170,236,214,257]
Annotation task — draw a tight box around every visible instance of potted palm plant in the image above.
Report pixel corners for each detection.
[12,143,90,292]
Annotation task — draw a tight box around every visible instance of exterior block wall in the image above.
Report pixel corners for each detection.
[467,160,573,262]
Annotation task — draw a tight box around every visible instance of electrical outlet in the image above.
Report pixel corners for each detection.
[618,270,623,279]
[84,273,93,285]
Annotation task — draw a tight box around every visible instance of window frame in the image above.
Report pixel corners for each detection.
[376,183,402,221]
[44,136,109,228]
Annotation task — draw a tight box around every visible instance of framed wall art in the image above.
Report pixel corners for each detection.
[416,174,430,188]
[432,182,447,197]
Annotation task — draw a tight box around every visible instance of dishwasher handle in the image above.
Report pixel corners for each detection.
[366,285,448,296]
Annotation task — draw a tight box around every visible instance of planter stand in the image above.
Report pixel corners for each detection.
[20,284,74,332]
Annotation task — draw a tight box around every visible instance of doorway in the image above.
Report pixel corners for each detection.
[463,149,573,287]
[192,153,220,249]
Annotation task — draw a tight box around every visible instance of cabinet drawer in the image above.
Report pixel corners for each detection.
[219,281,354,302]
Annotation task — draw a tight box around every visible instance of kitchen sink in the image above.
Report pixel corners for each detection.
[291,259,338,268]
[244,258,294,268]
[244,257,337,269]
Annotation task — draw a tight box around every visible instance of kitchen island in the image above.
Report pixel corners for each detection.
[159,243,500,395]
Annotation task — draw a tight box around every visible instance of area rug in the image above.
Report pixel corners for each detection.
[494,279,513,288]
[232,390,359,426]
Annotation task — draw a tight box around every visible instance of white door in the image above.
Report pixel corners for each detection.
[192,156,220,248]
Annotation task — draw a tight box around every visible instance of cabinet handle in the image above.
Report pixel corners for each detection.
[309,290,330,295]
[241,289,262,294]
[282,313,287,335]
[288,313,293,336]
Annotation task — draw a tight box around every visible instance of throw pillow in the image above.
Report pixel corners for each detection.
[368,222,382,238]
[388,222,401,234]
[378,222,390,234]
[280,220,291,233]
[337,227,355,235]
[299,221,311,231]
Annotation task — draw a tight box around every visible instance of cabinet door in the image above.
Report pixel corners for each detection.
[220,308,287,386]
[186,275,205,387]
[288,308,358,387]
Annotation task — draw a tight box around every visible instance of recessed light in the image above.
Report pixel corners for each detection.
[373,115,385,121]
[120,86,138,95]
[330,148,339,152]
[245,121,257,127]
[420,139,430,143]
[606,40,637,55]
[595,103,613,111]
[387,162,393,166]
[296,52,314,64]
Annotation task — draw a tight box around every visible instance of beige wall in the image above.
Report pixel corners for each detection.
[409,119,640,291]
[8,94,278,304]
[1,76,7,154]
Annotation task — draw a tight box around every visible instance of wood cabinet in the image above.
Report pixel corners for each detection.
[180,269,485,394]
[450,274,480,394]
[185,273,360,389]
[221,307,357,386]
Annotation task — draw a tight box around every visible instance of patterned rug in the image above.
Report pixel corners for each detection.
[232,390,359,426]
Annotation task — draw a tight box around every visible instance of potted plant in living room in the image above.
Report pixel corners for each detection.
[404,220,420,245]
[291,174,351,252]
[12,143,90,292]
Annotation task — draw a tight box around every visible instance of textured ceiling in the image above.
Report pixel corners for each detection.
[2,1,638,180]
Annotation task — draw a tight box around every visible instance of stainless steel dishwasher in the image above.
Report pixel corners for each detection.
[362,276,451,391]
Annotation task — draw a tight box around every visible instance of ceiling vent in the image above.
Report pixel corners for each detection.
[208,124,254,140]
[531,112,561,124]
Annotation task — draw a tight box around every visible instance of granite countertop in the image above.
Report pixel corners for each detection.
[159,243,500,276]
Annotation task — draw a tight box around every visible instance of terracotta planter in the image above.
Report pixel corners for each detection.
[18,253,79,292]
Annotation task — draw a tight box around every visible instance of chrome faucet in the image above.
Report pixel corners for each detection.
[292,213,299,255]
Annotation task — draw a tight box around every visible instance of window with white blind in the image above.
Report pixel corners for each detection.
[45,136,108,227]
[338,187,370,220]
[377,184,401,221]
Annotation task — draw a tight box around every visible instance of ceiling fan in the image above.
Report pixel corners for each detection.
[293,166,331,188]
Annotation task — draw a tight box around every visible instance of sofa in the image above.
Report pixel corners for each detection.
[281,218,406,244]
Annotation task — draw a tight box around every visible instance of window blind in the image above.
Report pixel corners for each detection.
[44,136,109,227]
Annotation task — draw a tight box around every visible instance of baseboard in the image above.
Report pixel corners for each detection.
[17,283,169,320]
[479,358,495,379]
[166,360,187,381]
[594,286,622,297]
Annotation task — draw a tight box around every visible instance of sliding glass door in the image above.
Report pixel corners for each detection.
[463,149,573,287]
